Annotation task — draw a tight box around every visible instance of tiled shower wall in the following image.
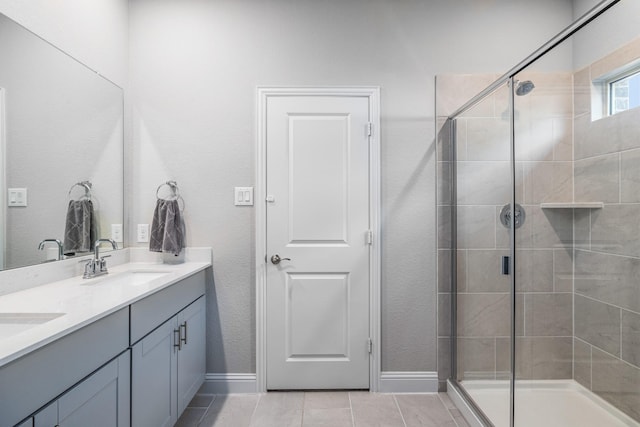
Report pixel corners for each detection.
[571,37,640,421]
[436,73,575,390]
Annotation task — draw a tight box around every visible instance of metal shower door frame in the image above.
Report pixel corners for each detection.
[446,2,622,426]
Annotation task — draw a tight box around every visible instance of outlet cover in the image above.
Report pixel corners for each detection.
[111,224,123,243]
[137,224,150,243]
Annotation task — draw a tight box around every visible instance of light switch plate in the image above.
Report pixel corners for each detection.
[8,188,27,207]
[234,187,254,206]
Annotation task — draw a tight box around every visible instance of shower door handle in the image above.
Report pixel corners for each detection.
[501,256,510,275]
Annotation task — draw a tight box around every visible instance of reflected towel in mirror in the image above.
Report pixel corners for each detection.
[150,199,184,256]
[63,199,96,255]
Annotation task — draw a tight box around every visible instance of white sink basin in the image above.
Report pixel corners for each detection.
[83,270,171,287]
[0,313,65,337]
[125,271,171,285]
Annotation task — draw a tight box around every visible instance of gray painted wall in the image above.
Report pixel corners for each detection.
[572,0,640,70]
[129,0,573,374]
[0,0,574,375]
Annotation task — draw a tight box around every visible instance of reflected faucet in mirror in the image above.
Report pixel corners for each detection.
[82,238,118,279]
[38,239,63,261]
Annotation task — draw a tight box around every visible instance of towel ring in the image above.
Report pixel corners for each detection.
[156,180,185,211]
[68,181,92,201]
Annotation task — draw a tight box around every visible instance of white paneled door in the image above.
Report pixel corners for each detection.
[265,94,372,389]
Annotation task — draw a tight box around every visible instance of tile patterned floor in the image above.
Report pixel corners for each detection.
[175,391,470,427]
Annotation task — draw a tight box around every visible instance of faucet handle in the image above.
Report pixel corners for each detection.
[99,255,111,272]
[81,259,95,278]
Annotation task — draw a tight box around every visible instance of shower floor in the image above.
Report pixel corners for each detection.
[460,380,639,427]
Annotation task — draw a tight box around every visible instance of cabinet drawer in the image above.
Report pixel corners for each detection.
[0,308,128,427]
[130,270,205,345]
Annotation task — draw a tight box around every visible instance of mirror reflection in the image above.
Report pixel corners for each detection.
[0,13,124,270]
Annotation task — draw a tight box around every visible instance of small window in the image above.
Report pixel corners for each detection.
[609,69,640,115]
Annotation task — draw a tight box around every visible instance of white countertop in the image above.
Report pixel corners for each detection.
[0,249,211,368]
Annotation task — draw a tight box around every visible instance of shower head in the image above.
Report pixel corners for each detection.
[515,80,535,96]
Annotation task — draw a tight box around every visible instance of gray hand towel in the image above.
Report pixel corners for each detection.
[150,199,184,256]
[63,199,96,255]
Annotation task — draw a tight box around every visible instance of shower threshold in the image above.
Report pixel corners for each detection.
[457,380,638,427]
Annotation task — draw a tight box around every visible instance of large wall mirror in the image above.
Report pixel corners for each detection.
[0,13,124,270]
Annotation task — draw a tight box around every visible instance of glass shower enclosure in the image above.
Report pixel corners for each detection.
[438,0,640,425]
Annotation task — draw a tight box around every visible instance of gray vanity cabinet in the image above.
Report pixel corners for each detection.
[131,316,178,427]
[176,297,206,415]
[0,308,129,427]
[130,272,206,427]
[2,269,206,427]
[33,350,130,427]
[132,296,206,427]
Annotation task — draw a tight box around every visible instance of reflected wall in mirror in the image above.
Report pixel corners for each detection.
[0,13,123,270]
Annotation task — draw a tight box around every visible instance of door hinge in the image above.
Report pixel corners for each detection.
[367,338,373,354]
[366,122,373,137]
[366,230,373,245]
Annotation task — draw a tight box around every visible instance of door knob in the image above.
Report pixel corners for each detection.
[271,254,291,265]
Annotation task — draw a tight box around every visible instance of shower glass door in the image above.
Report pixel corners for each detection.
[512,38,576,426]
[450,3,640,426]
[454,81,513,426]
[511,3,640,423]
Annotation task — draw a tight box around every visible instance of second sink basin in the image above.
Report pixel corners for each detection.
[0,312,65,337]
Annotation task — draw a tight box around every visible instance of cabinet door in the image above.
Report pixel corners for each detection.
[34,351,130,427]
[59,351,130,427]
[177,296,206,414]
[131,316,178,427]
[33,402,57,427]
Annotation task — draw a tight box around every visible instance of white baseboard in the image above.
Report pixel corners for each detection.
[201,373,258,394]
[201,372,437,394]
[378,371,439,393]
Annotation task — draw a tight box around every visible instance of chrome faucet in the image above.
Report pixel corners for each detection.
[94,238,118,260]
[38,239,63,261]
[82,238,118,279]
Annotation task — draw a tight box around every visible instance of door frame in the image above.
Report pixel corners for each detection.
[255,86,381,392]
[0,88,6,270]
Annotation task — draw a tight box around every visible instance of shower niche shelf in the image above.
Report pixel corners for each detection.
[540,202,603,209]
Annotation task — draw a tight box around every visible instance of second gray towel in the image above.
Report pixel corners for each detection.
[150,199,184,256]
[64,199,96,255]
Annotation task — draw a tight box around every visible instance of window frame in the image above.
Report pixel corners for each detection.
[607,67,640,116]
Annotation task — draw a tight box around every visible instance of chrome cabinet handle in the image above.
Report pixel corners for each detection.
[180,321,187,345]
[270,254,291,265]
